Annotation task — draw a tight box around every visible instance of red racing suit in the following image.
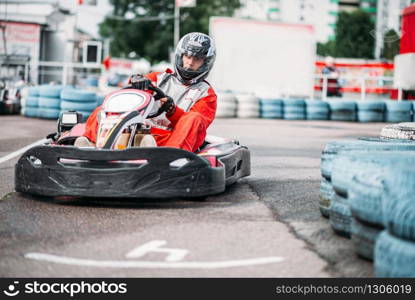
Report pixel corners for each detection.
[84,69,217,152]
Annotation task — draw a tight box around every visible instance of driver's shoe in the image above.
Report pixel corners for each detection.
[139,134,157,147]
[74,136,95,148]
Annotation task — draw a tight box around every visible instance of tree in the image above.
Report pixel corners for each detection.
[334,10,375,59]
[99,0,241,63]
[381,29,400,61]
[317,40,335,57]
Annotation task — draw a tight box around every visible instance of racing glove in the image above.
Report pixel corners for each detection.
[160,96,176,116]
[130,74,151,90]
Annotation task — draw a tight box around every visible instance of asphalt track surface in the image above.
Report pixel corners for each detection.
[0,115,385,277]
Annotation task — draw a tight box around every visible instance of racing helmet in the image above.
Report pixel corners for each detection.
[174,32,216,84]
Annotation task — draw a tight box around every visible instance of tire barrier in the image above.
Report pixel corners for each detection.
[351,217,382,261]
[60,89,97,121]
[346,152,415,261]
[216,92,237,118]
[375,231,415,277]
[372,163,415,277]
[380,123,415,140]
[331,155,356,198]
[60,100,98,111]
[260,98,283,119]
[320,138,415,181]
[38,85,64,98]
[384,100,413,123]
[283,99,306,120]
[24,87,40,118]
[356,101,385,122]
[382,164,415,242]
[38,97,61,109]
[319,139,415,221]
[37,85,65,120]
[38,108,61,119]
[305,100,330,120]
[26,96,39,108]
[321,138,415,274]
[319,177,333,218]
[329,193,351,238]
[61,89,97,102]
[328,152,382,238]
[327,100,356,121]
[28,86,40,97]
[24,107,39,118]
[21,87,415,122]
[236,94,260,118]
[96,94,105,106]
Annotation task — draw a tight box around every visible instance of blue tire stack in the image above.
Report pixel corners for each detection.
[305,100,330,120]
[320,136,415,277]
[260,98,283,119]
[25,87,40,118]
[357,101,385,122]
[283,99,306,120]
[375,163,415,277]
[384,100,413,123]
[96,94,106,107]
[38,85,64,119]
[60,89,97,121]
[328,100,357,121]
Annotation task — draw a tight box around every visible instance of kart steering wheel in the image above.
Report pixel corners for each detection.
[123,83,167,118]
[147,84,169,118]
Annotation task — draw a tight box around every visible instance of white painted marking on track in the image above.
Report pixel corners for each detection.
[126,240,189,262]
[0,139,47,164]
[25,253,284,269]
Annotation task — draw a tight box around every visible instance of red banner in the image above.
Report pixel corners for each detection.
[400,4,415,54]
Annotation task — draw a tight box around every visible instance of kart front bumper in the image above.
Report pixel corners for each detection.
[15,146,225,198]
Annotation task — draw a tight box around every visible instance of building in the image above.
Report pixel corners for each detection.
[236,0,415,59]
[374,0,413,59]
[338,0,360,12]
[235,0,339,43]
[234,0,281,21]
[0,0,103,84]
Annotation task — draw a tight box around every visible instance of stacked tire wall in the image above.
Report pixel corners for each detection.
[213,91,415,123]
[216,92,237,118]
[260,98,283,119]
[38,85,64,119]
[283,99,305,120]
[60,89,97,121]
[24,87,40,118]
[21,85,99,121]
[319,135,415,277]
[236,94,259,118]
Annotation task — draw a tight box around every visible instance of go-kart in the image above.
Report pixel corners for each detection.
[15,84,250,199]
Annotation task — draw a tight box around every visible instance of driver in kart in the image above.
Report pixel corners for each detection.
[76,32,217,152]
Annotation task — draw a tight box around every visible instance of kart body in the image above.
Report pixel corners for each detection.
[15,87,251,198]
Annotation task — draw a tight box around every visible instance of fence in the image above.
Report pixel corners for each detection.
[313,74,400,101]
[31,61,103,87]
